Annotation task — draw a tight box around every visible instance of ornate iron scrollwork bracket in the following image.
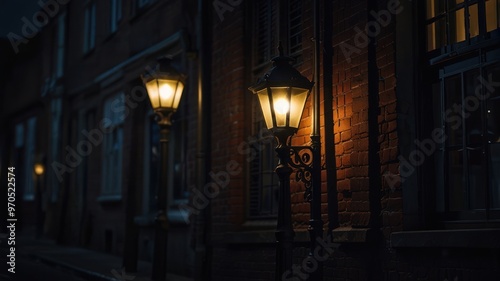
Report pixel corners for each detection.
[288,146,314,202]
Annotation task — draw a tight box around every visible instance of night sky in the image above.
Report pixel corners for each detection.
[0,0,41,39]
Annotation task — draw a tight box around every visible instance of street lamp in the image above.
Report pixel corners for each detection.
[249,44,314,281]
[142,57,186,281]
[33,162,45,238]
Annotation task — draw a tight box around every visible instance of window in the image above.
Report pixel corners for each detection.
[55,13,65,78]
[142,107,189,215]
[426,0,500,52]
[253,0,303,69]
[83,2,96,53]
[137,0,152,9]
[486,0,500,32]
[248,0,303,218]
[288,0,303,58]
[16,118,37,201]
[49,99,62,202]
[432,55,500,220]
[168,108,189,205]
[110,0,121,33]
[143,113,160,214]
[248,123,279,218]
[101,94,124,199]
[253,0,278,69]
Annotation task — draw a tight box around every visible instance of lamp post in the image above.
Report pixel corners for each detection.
[248,44,315,281]
[33,162,45,238]
[142,57,186,281]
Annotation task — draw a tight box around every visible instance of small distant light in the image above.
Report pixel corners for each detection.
[487,110,491,114]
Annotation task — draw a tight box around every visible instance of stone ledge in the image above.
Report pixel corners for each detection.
[391,229,500,248]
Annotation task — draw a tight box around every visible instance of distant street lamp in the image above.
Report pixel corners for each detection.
[142,57,186,281]
[34,163,45,176]
[33,162,45,238]
[249,44,316,281]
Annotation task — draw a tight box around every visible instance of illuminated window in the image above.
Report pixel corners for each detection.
[486,0,500,32]
[426,0,499,52]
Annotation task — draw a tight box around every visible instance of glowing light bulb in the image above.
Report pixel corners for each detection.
[274,98,289,115]
[159,83,174,102]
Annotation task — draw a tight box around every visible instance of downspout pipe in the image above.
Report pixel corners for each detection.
[308,0,324,280]
[194,0,212,280]
[323,0,338,235]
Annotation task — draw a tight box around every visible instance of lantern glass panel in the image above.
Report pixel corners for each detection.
[289,88,309,128]
[145,80,160,109]
[173,81,184,110]
[257,88,274,129]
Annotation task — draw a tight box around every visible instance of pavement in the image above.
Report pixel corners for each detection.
[9,235,193,281]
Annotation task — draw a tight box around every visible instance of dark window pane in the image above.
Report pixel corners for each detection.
[486,63,500,144]
[490,144,500,209]
[486,64,500,209]
[445,75,463,147]
[149,118,160,212]
[468,149,486,209]
[448,149,465,211]
[464,69,482,146]
[433,81,446,212]
[254,0,271,66]
[248,132,278,218]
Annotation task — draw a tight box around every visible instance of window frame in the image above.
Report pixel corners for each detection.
[100,93,125,201]
[426,0,500,58]
[426,48,500,224]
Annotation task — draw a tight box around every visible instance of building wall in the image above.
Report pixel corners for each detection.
[208,0,500,280]
[1,0,199,277]
[2,0,500,280]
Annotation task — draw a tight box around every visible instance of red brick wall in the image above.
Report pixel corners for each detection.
[210,4,247,233]
[332,0,401,235]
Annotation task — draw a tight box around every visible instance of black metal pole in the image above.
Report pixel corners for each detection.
[35,174,43,238]
[275,133,295,281]
[151,113,171,281]
[308,0,323,279]
[194,0,213,280]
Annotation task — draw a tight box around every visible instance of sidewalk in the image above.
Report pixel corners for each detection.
[17,236,192,281]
